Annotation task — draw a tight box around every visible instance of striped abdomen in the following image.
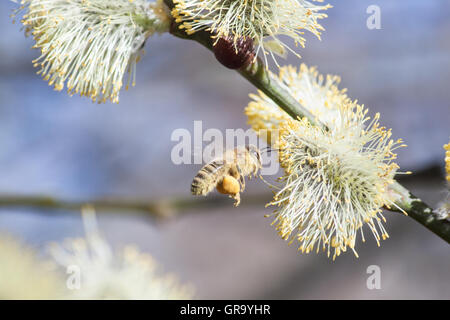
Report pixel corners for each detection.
[191,161,225,196]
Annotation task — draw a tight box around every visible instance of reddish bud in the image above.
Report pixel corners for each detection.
[213,36,255,69]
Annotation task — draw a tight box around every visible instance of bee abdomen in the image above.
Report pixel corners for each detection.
[191,176,209,195]
[191,162,222,195]
[190,183,203,195]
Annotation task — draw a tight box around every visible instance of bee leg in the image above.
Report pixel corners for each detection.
[236,164,245,191]
[232,192,241,207]
[229,163,239,178]
[252,164,260,178]
[230,164,245,191]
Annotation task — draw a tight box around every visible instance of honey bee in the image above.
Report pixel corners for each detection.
[191,144,262,206]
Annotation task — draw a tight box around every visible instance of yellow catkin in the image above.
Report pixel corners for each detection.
[254,64,406,259]
[172,0,330,64]
[444,141,450,182]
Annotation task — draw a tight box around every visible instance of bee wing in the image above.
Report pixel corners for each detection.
[206,159,229,181]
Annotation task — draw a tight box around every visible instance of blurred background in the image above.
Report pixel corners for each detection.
[0,0,449,299]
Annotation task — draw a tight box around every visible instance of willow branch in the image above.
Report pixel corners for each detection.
[0,194,269,220]
[164,0,450,244]
[389,183,450,243]
[238,58,325,129]
[167,7,325,129]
